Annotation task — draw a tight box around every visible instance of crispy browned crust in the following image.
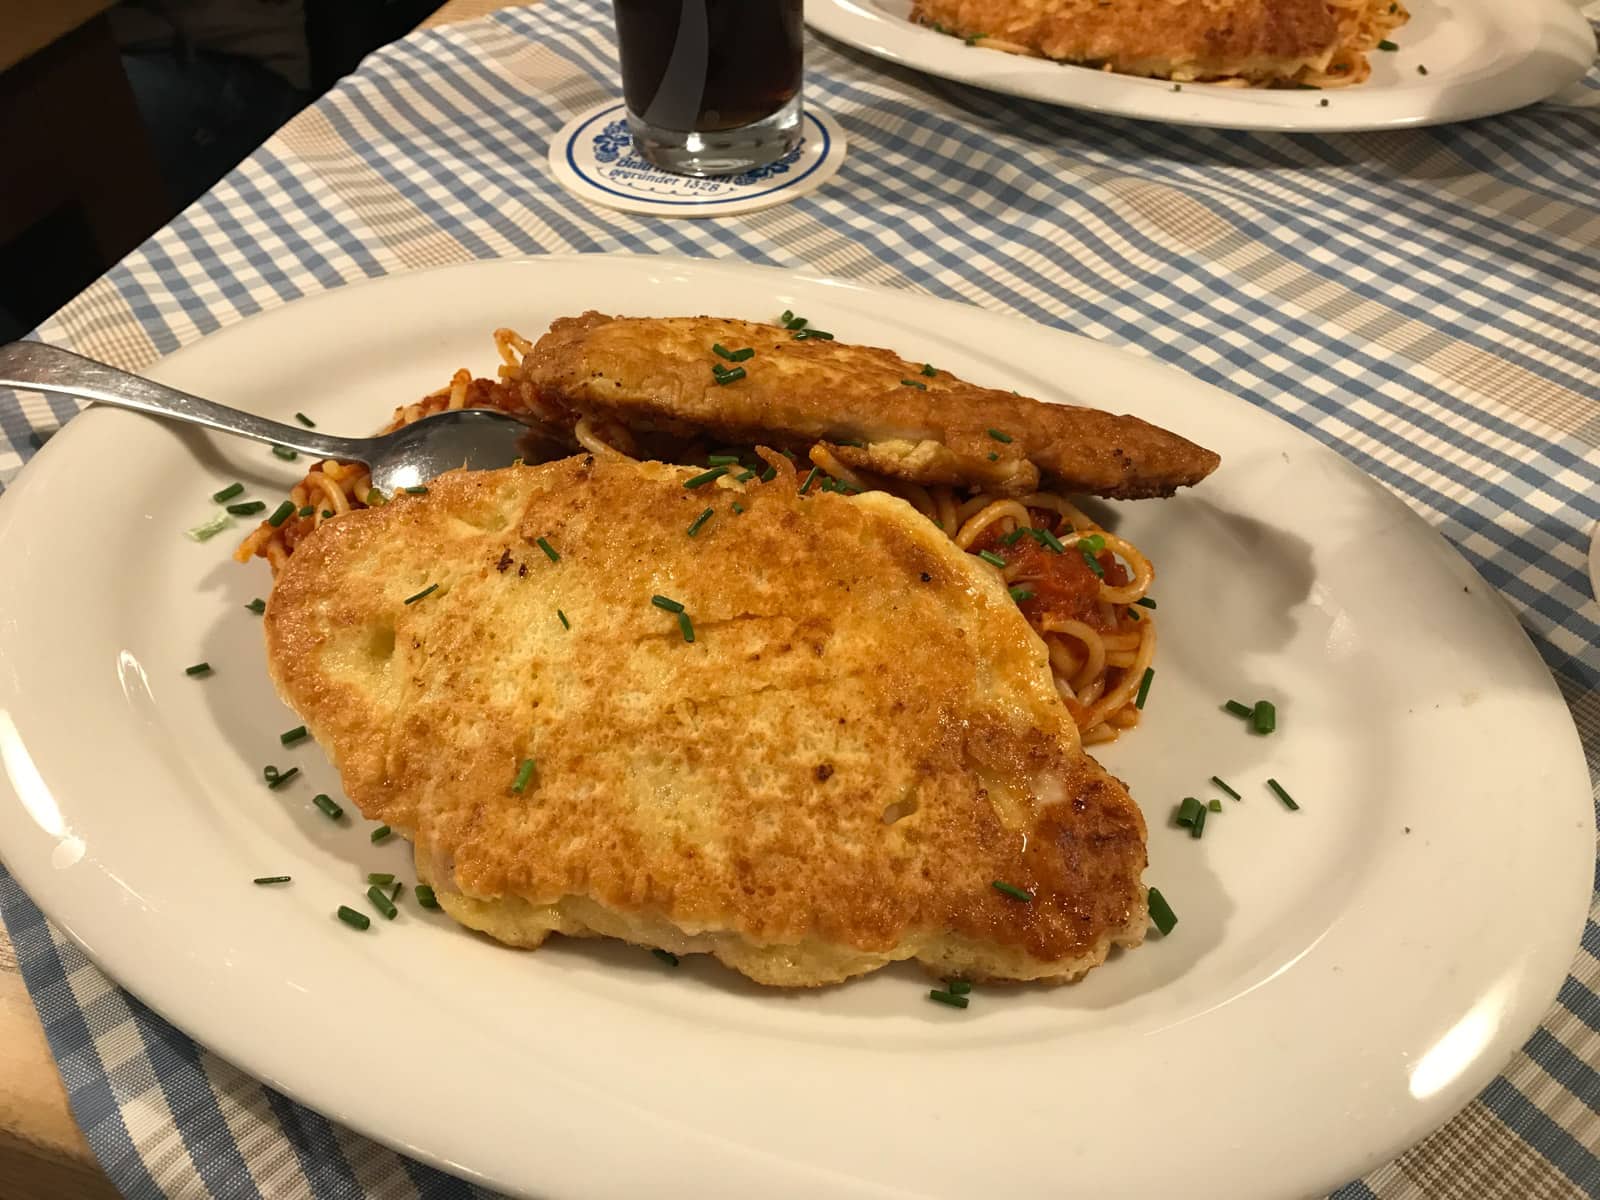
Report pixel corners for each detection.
[524,313,1219,500]
[265,457,1149,986]
[910,0,1341,81]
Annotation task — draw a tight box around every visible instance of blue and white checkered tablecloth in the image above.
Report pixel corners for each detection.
[1,1,1597,1196]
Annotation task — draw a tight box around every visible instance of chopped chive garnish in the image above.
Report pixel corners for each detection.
[1038,529,1065,554]
[390,881,403,902]
[711,344,754,363]
[557,608,570,629]
[280,725,308,745]
[799,466,820,494]
[1147,887,1178,935]
[1252,700,1277,734]
[403,583,438,605]
[185,662,212,677]
[946,980,972,995]
[760,465,777,483]
[1135,667,1155,710]
[928,989,969,1009]
[367,872,395,886]
[227,500,266,515]
[707,453,741,465]
[311,792,341,816]
[991,880,1032,902]
[684,466,729,489]
[1208,799,1222,813]
[1211,775,1240,800]
[731,502,745,514]
[295,411,316,427]
[1080,546,1105,578]
[1223,699,1253,718]
[1190,805,1207,839]
[1268,778,1300,811]
[337,906,371,930]
[652,948,680,966]
[264,764,281,781]
[536,536,559,562]
[976,549,1007,568]
[1008,587,1035,603]
[212,482,244,503]
[1127,608,1141,622]
[253,875,291,885]
[1079,533,1106,554]
[267,500,296,527]
[677,611,695,643]
[1176,797,1201,827]
[268,766,301,790]
[1417,64,1428,75]
[511,758,536,793]
[271,445,299,461]
[1135,597,1157,609]
[1377,39,1397,50]
[370,824,391,843]
[186,511,232,541]
[367,885,398,920]
[1001,528,1028,546]
[784,314,808,330]
[686,508,714,537]
[367,489,387,506]
[987,428,1013,443]
[415,884,440,909]
[246,598,266,614]
[900,379,927,389]
[921,363,937,376]
[793,329,834,341]
[298,505,315,517]
[651,594,684,613]
[711,365,747,386]
[780,309,795,324]
[988,452,998,461]
[734,469,755,482]
[321,509,333,519]
[403,485,429,495]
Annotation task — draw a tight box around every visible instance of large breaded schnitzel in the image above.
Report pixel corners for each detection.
[265,455,1149,986]
[911,0,1409,87]
[523,313,1218,500]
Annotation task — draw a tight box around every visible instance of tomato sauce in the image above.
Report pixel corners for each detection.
[971,518,1125,630]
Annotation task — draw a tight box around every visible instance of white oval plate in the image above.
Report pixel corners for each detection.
[0,255,1590,1200]
[807,0,1596,131]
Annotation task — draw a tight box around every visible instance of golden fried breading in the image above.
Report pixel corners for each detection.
[911,0,1348,82]
[523,313,1219,500]
[264,456,1149,986]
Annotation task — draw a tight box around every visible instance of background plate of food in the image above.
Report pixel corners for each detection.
[807,0,1596,131]
[0,254,1589,1199]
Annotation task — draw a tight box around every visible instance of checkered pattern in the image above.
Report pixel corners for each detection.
[0,2,1597,1195]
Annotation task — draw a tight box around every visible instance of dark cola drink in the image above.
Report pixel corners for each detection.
[613,0,804,177]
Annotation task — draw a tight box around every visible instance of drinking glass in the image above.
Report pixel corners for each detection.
[612,0,804,178]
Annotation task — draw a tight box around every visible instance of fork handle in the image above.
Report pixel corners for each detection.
[0,341,367,462]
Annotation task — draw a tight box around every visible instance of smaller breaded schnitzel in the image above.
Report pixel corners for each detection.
[523,313,1219,500]
[264,455,1150,986]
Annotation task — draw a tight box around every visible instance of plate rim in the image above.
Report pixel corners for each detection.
[805,0,1596,132]
[0,252,1592,1199]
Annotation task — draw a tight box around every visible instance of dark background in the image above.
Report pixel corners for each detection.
[0,0,447,342]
